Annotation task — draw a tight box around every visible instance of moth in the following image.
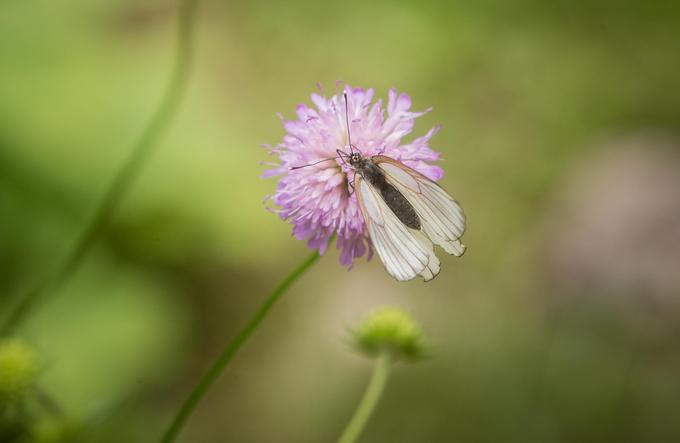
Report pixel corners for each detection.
[293,94,466,281]
[344,149,466,281]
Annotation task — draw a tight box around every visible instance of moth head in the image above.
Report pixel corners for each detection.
[349,151,362,166]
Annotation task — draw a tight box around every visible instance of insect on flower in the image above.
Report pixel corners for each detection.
[265,86,466,281]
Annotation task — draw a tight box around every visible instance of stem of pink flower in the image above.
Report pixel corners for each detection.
[337,351,392,443]
[159,250,320,443]
[0,0,201,336]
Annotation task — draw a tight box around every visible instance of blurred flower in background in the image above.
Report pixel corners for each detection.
[0,340,77,442]
[542,133,680,332]
[0,340,38,412]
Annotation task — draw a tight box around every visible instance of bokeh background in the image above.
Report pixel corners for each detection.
[2,0,680,441]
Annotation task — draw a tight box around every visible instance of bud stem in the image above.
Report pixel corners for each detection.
[338,351,393,443]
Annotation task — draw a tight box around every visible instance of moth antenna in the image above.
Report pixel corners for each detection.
[289,156,340,170]
[344,92,354,154]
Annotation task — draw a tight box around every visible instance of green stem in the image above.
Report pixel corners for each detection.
[338,351,392,443]
[0,0,201,336]
[34,385,65,418]
[159,251,320,443]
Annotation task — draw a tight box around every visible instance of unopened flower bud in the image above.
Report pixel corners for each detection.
[352,307,425,360]
[0,340,39,406]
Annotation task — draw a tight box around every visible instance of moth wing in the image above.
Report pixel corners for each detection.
[373,156,467,257]
[355,173,440,281]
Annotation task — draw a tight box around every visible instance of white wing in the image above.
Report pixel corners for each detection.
[374,156,466,257]
[355,174,441,281]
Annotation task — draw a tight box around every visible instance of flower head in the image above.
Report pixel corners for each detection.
[264,85,443,267]
[0,340,39,406]
[352,306,426,360]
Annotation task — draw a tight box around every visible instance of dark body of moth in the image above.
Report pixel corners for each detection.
[350,154,421,230]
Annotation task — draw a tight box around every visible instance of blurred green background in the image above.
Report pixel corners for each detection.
[2,0,680,441]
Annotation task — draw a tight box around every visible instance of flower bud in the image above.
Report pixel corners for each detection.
[352,307,425,360]
[31,416,80,443]
[0,340,39,407]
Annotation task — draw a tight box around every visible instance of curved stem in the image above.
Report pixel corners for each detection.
[34,384,65,418]
[338,351,392,443]
[0,0,201,336]
[159,251,320,443]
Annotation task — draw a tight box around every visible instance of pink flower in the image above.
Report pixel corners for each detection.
[264,85,443,267]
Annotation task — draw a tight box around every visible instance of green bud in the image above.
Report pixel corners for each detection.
[0,340,39,407]
[352,306,425,360]
[31,416,80,443]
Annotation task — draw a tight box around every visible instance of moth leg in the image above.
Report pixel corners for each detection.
[336,149,349,167]
[347,176,357,195]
